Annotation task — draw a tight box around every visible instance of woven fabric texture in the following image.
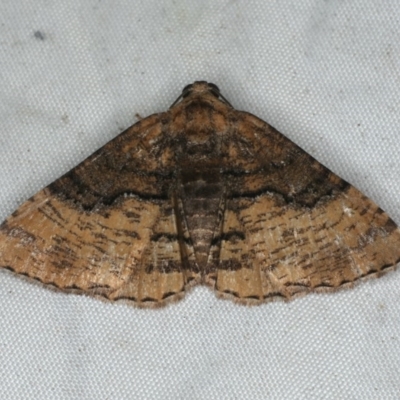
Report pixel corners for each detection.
[0,1,399,399]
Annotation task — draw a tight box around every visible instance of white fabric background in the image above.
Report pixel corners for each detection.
[1,1,400,399]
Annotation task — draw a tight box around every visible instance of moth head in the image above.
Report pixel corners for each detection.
[182,81,220,98]
[170,81,232,108]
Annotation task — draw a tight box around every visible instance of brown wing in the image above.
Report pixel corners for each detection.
[2,82,399,307]
[0,114,198,307]
[208,111,400,304]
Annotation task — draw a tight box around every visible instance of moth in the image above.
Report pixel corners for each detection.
[1,81,399,307]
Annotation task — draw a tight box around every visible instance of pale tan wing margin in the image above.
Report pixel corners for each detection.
[0,188,198,306]
[213,187,400,304]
